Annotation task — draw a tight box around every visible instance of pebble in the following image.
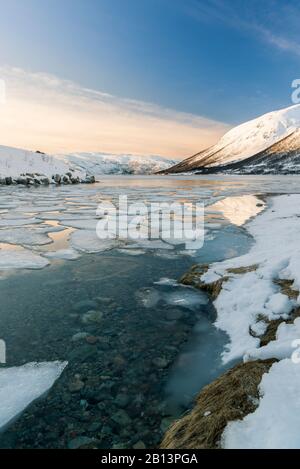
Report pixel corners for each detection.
[68,377,85,393]
[68,436,96,449]
[71,332,89,342]
[88,422,102,433]
[133,440,146,449]
[111,410,132,427]
[152,357,171,369]
[68,345,98,362]
[73,300,98,313]
[86,335,99,345]
[115,393,130,408]
[81,310,103,324]
[96,297,113,305]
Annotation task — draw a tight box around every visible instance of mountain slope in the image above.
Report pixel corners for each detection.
[165,104,300,174]
[58,152,176,175]
[0,145,92,184]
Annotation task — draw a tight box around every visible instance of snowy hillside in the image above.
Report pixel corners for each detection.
[0,145,93,185]
[166,104,300,174]
[58,152,177,175]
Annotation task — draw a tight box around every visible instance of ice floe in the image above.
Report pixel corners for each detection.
[44,249,81,260]
[71,230,119,253]
[0,361,67,430]
[163,289,208,309]
[0,244,50,269]
[0,228,53,246]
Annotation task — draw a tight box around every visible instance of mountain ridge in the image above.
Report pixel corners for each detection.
[163,104,300,174]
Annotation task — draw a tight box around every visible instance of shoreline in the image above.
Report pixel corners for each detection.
[162,193,300,449]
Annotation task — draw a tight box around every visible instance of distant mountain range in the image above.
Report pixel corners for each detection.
[58,152,176,175]
[0,146,176,185]
[164,104,300,174]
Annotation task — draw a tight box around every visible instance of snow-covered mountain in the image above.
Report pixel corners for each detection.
[165,104,300,174]
[0,145,94,185]
[58,152,177,175]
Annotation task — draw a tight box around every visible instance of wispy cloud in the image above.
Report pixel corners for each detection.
[0,66,229,158]
[186,0,300,58]
[259,28,300,57]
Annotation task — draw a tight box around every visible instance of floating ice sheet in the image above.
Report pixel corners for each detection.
[163,289,208,309]
[44,249,81,260]
[70,230,120,253]
[0,244,50,269]
[0,361,67,430]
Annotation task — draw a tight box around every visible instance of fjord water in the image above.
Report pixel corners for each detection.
[0,174,299,448]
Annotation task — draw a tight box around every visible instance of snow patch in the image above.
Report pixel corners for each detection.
[201,194,300,363]
[222,359,300,449]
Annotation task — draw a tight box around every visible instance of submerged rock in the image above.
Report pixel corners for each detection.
[68,436,96,449]
[180,264,228,300]
[73,300,98,314]
[68,376,85,393]
[68,345,98,363]
[152,357,171,369]
[115,393,130,409]
[81,310,103,324]
[71,332,89,342]
[133,440,146,449]
[111,410,132,427]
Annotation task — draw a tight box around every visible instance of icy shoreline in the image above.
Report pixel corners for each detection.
[0,145,95,186]
[163,193,300,449]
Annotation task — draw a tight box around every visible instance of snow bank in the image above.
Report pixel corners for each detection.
[58,152,176,175]
[0,145,90,184]
[245,317,300,362]
[222,359,300,449]
[204,193,300,448]
[202,194,300,363]
[0,361,67,430]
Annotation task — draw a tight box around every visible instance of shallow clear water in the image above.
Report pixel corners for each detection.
[0,174,299,448]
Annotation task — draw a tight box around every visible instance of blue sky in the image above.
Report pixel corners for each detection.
[0,0,300,155]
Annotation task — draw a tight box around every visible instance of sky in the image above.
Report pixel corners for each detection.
[0,0,300,157]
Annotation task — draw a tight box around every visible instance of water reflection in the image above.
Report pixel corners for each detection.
[208,194,265,226]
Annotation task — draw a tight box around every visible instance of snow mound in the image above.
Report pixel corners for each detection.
[0,361,67,430]
[0,145,88,184]
[58,152,176,175]
[245,317,300,362]
[222,359,300,449]
[201,194,300,363]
